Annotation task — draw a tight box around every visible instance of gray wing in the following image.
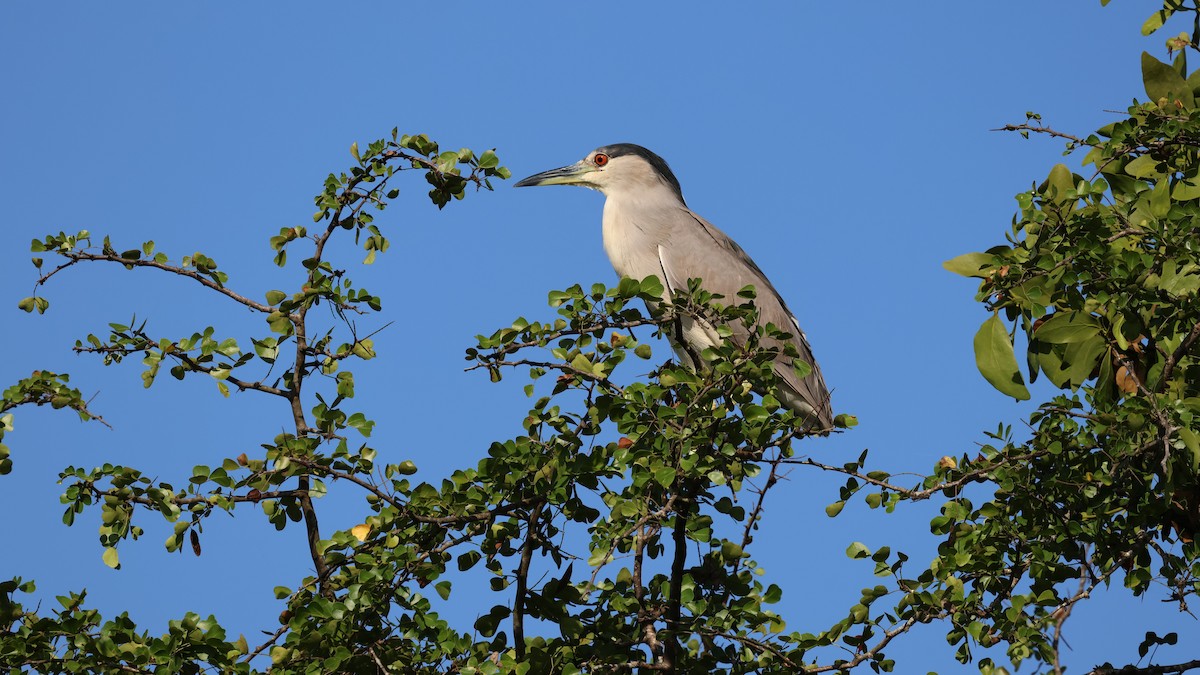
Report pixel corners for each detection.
[655,207,833,428]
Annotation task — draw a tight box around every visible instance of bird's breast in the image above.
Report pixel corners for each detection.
[601,198,668,282]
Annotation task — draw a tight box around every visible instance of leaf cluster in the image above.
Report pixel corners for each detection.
[936,19,1200,671]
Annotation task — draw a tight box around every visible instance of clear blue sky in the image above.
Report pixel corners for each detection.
[1,2,1194,671]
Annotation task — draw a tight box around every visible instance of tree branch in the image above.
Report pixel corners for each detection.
[73,342,289,398]
[782,449,1051,502]
[1088,660,1200,675]
[513,501,544,659]
[1159,317,1200,387]
[663,480,693,672]
[42,252,274,314]
[994,123,1093,146]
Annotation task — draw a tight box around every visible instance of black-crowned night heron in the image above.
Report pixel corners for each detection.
[515,143,833,429]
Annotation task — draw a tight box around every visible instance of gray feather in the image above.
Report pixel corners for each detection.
[655,207,833,428]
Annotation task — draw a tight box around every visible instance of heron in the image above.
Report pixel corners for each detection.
[514,143,833,430]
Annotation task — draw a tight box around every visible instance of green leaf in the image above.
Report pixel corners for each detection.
[570,353,593,373]
[1151,178,1171,217]
[942,252,996,278]
[351,339,376,360]
[474,605,510,637]
[616,277,641,298]
[1178,428,1200,470]
[845,542,870,559]
[1158,259,1200,297]
[267,311,292,335]
[102,547,120,569]
[265,290,287,305]
[253,338,279,363]
[1125,154,1163,179]
[457,552,482,573]
[791,359,812,381]
[216,338,240,357]
[1034,312,1101,344]
[825,501,845,517]
[346,412,375,437]
[1033,341,1069,389]
[1044,164,1076,205]
[1060,336,1107,388]
[1142,51,1194,106]
[973,315,1030,400]
[639,275,665,299]
[1141,8,1173,35]
[1172,176,1200,201]
[547,290,571,307]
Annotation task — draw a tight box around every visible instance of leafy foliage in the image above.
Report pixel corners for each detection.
[0,131,859,673]
[7,5,1200,672]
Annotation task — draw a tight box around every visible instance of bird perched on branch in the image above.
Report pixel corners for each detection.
[515,143,832,430]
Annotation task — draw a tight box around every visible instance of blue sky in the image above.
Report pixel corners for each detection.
[1,2,1195,672]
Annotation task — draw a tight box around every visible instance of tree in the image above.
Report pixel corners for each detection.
[3,3,1200,673]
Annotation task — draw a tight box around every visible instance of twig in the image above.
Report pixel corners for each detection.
[994,124,1093,146]
[1160,318,1200,387]
[244,625,289,664]
[781,449,1051,502]
[1051,572,1088,675]
[726,456,783,607]
[74,343,289,398]
[40,252,274,314]
[806,617,921,673]
[1087,659,1200,675]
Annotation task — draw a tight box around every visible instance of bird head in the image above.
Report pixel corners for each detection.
[514,143,684,202]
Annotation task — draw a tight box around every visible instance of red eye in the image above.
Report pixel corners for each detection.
[594,153,609,167]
